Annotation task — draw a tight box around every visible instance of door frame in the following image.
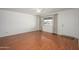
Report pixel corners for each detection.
[40,14,58,34]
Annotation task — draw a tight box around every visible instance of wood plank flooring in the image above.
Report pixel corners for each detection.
[0,31,78,50]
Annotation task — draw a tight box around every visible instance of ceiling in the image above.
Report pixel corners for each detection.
[0,8,69,16]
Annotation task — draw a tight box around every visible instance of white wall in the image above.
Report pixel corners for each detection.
[0,9,79,39]
[36,15,40,30]
[0,10,38,37]
[57,9,79,39]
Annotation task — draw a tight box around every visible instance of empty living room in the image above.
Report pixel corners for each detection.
[0,8,79,50]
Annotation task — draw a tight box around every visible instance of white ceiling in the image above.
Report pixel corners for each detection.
[0,8,69,16]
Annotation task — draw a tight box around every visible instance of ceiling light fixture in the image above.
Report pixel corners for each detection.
[36,8,42,13]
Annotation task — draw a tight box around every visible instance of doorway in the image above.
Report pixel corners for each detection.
[41,14,58,34]
[42,17,53,33]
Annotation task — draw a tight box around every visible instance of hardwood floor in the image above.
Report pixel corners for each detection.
[0,31,78,50]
